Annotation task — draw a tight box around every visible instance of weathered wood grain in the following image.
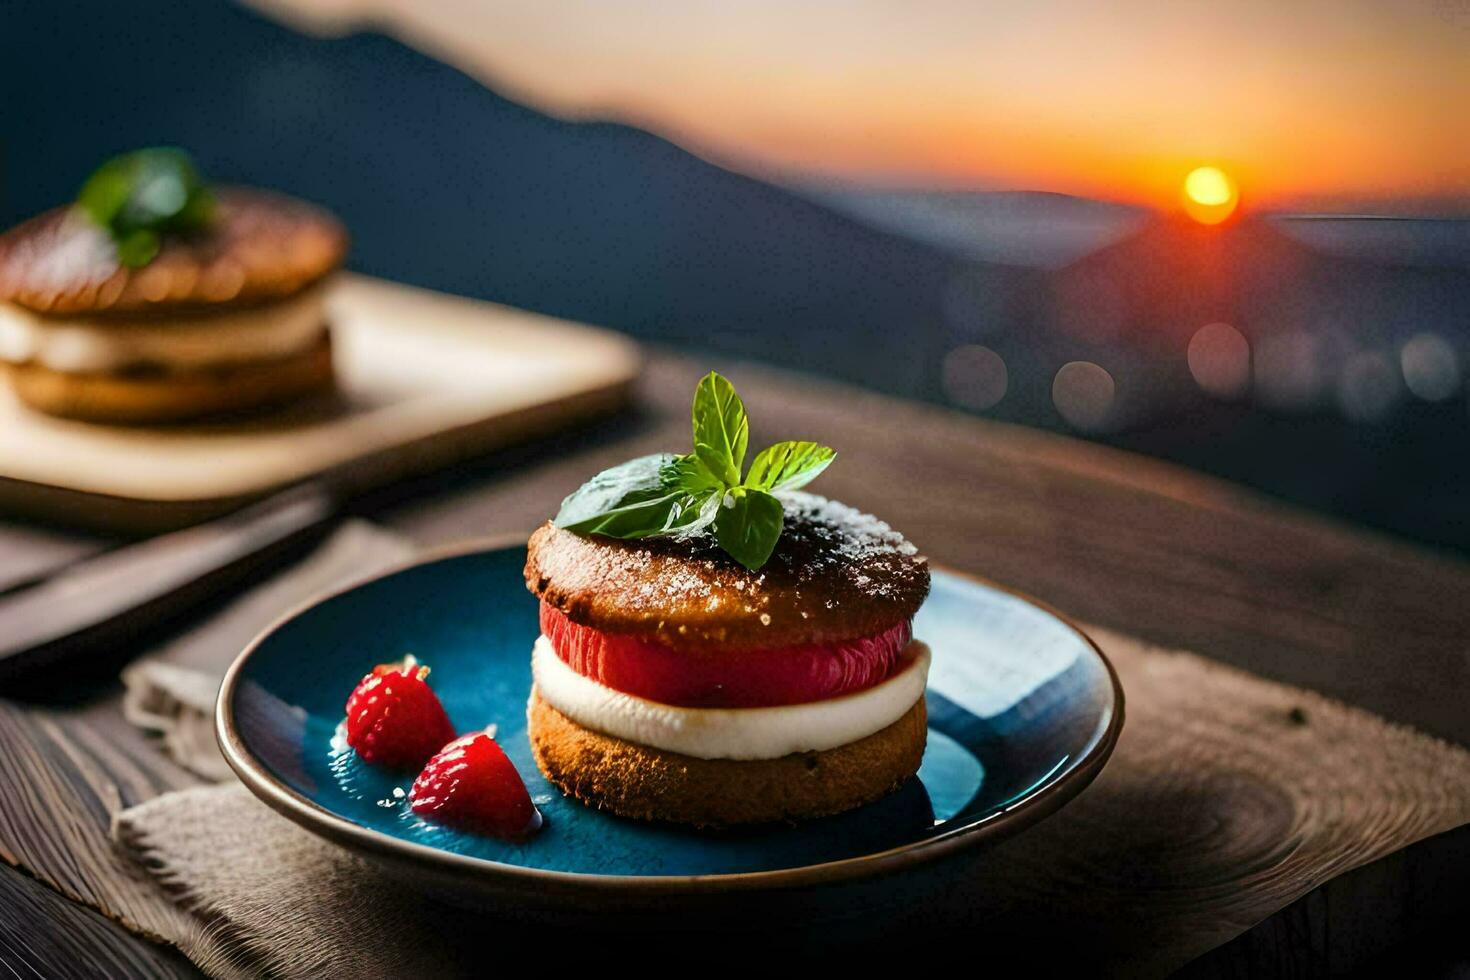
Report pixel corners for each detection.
[1179,823,1470,978]
[0,862,200,980]
[0,697,203,947]
[894,625,1470,975]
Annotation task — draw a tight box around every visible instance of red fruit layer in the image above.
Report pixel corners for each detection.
[540,602,913,708]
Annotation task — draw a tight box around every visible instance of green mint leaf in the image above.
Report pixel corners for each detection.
[77,167,134,230]
[666,487,722,537]
[114,228,161,269]
[76,148,215,267]
[555,373,833,569]
[556,486,688,538]
[691,371,749,487]
[553,453,681,537]
[746,441,836,492]
[666,452,724,494]
[714,488,784,570]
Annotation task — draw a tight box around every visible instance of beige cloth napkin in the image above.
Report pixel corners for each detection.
[112,610,1470,978]
[115,784,489,978]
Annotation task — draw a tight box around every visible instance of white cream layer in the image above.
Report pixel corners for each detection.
[0,288,328,373]
[530,634,930,761]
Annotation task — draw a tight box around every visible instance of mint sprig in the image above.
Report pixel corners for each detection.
[76,148,215,269]
[553,372,835,569]
[692,371,749,486]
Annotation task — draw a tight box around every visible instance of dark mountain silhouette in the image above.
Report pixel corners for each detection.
[1046,213,1470,550]
[791,185,1148,269]
[1053,213,1470,356]
[4,0,1027,399]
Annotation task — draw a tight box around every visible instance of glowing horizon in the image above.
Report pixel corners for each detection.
[267,0,1470,212]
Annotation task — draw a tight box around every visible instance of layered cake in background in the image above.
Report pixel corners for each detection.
[0,148,347,423]
[524,372,931,828]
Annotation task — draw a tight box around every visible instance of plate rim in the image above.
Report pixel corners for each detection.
[216,533,1125,894]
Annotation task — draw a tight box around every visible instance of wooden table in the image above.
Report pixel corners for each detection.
[3,352,1469,977]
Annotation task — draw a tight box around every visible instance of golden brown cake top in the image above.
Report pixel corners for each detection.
[526,492,930,653]
[0,188,347,316]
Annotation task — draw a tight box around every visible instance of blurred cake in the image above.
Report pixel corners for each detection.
[0,148,347,423]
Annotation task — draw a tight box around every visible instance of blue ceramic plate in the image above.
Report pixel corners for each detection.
[218,540,1122,905]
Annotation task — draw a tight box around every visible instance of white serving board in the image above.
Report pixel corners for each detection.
[0,274,640,532]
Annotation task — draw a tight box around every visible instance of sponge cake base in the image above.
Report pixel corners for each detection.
[527,687,926,829]
[8,329,334,424]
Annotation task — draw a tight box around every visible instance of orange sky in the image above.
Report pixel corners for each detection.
[272,0,1470,210]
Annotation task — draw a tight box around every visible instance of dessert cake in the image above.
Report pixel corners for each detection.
[0,148,346,423]
[524,391,933,828]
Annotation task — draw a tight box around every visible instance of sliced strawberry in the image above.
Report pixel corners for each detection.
[409,730,542,840]
[343,655,456,769]
[540,602,913,708]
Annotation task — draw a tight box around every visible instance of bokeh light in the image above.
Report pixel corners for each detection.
[1181,166,1239,225]
[1052,361,1116,431]
[1187,322,1250,398]
[941,344,1008,411]
[1400,333,1460,402]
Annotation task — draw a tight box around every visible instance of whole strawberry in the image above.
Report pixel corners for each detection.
[410,730,542,840]
[343,655,456,769]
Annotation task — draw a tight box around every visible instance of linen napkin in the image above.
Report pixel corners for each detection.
[112,617,1470,978]
[115,783,487,978]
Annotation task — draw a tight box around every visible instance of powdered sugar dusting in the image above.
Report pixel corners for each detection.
[1,211,116,297]
[531,493,930,646]
[631,560,715,607]
[778,492,919,560]
[767,492,926,602]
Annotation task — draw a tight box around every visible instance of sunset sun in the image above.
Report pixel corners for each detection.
[1182,166,1239,224]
